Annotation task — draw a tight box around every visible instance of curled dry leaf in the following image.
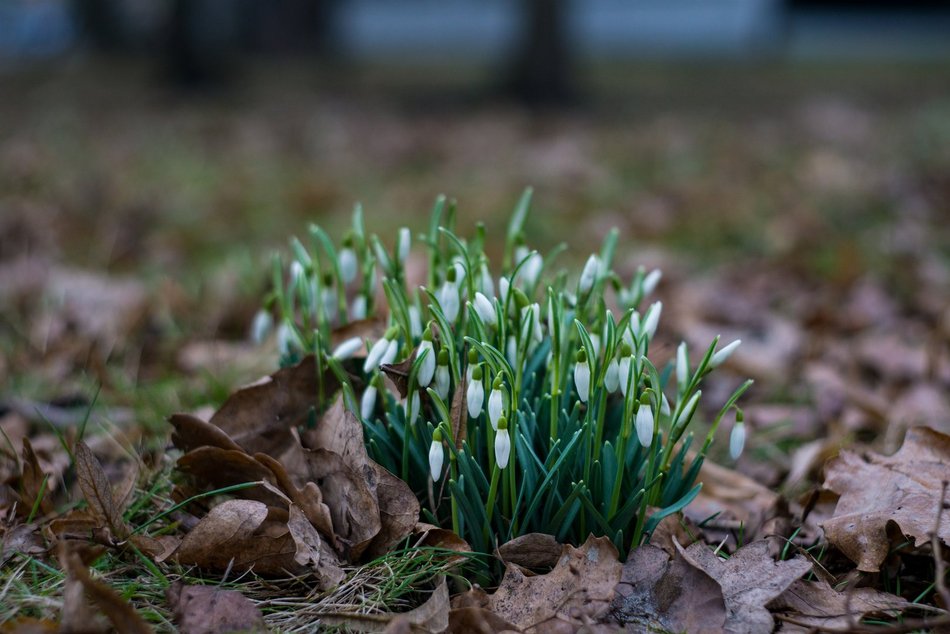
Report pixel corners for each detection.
[286,504,345,589]
[59,543,153,634]
[176,446,284,508]
[676,539,812,634]
[768,578,911,630]
[166,582,266,634]
[365,464,421,559]
[488,535,621,632]
[380,351,416,400]
[1,523,46,566]
[175,499,304,577]
[169,414,242,453]
[611,543,726,634]
[496,533,562,571]
[821,426,950,572]
[255,451,336,547]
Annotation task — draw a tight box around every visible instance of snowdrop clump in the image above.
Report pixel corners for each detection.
[261,190,751,556]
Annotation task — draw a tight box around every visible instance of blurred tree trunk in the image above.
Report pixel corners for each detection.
[506,0,575,106]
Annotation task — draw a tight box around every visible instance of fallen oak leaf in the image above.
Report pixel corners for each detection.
[166,582,266,634]
[488,535,622,632]
[174,499,306,577]
[768,578,912,630]
[74,441,128,540]
[676,539,812,634]
[821,426,950,572]
[610,543,725,634]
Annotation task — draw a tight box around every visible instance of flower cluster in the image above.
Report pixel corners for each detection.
[258,191,751,556]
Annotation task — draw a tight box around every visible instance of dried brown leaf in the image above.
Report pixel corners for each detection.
[321,578,450,633]
[287,504,345,589]
[497,533,561,571]
[365,464,420,559]
[169,414,242,453]
[450,377,467,450]
[60,544,153,634]
[166,582,266,634]
[302,448,381,561]
[821,426,950,571]
[254,452,336,546]
[676,539,812,634]
[20,438,53,518]
[447,607,519,634]
[1,523,46,566]
[175,499,303,576]
[176,447,283,507]
[380,352,415,400]
[610,543,725,634]
[489,535,621,632]
[74,441,128,539]
[768,578,911,630]
[302,396,370,468]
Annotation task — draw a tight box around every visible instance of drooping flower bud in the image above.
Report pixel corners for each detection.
[661,392,671,417]
[289,260,305,287]
[642,301,662,340]
[276,322,298,358]
[495,417,511,469]
[605,356,620,393]
[466,347,479,382]
[574,348,591,403]
[505,335,518,369]
[489,374,505,430]
[473,292,496,327]
[435,348,451,401]
[710,338,741,368]
[408,304,422,339]
[397,227,411,265]
[635,395,655,448]
[674,390,702,428]
[467,364,485,418]
[478,261,494,297]
[361,374,380,421]
[676,342,689,391]
[429,429,445,481]
[332,336,362,360]
[250,309,273,344]
[350,295,367,320]
[579,254,600,295]
[730,408,746,460]
[364,326,400,373]
[642,268,662,296]
[618,342,634,397]
[339,236,358,284]
[407,390,420,426]
[417,326,436,387]
[439,267,460,322]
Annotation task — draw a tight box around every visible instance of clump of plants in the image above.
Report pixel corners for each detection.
[258,189,751,557]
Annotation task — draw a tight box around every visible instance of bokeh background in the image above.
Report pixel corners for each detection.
[2,0,950,488]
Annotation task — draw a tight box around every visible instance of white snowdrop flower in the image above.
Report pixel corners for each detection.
[499,277,510,307]
[618,342,634,397]
[605,357,620,393]
[397,227,411,264]
[408,305,422,339]
[479,263,494,297]
[675,391,702,427]
[467,364,485,418]
[676,342,689,390]
[438,267,460,322]
[547,295,557,335]
[574,348,591,403]
[417,327,436,387]
[452,258,467,283]
[289,260,305,287]
[515,244,530,266]
[473,292,496,326]
[505,335,518,369]
[642,268,662,296]
[381,338,399,366]
[339,240,358,284]
[661,392,671,417]
[627,312,641,342]
[523,303,542,344]
[350,295,367,320]
[710,339,741,368]
[407,390,421,426]
[523,252,543,289]
[429,429,445,481]
[635,398,655,448]
[579,254,599,295]
[276,322,295,357]
[495,417,511,469]
[730,410,746,460]
[361,376,379,421]
[618,287,633,307]
[642,302,662,340]
[434,349,451,401]
[489,374,505,430]
[321,286,337,322]
[250,309,273,344]
[364,326,399,372]
[466,348,478,383]
[332,336,362,360]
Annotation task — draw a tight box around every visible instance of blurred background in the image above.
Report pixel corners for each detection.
[2,0,950,483]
